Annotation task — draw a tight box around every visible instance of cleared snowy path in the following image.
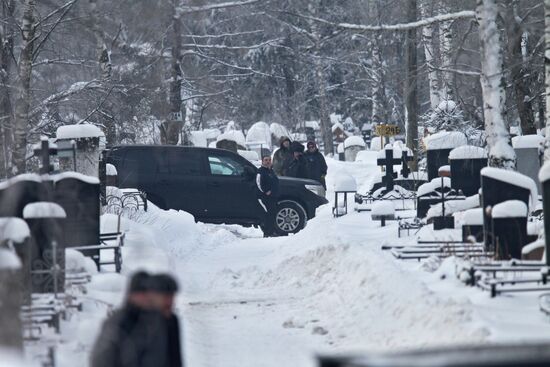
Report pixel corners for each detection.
[178,207,487,367]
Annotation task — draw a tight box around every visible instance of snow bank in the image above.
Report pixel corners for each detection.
[0,348,28,367]
[56,124,105,139]
[106,163,117,176]
[344,136,366,148]
[204,128,221,140]
[492,200,528,218]
[190,131,207,147]
[424,131,467,150]
[462,208,483,226]
[66,249,97,275]
[512,134,544,149]
[217,129,246,147]
[481,167,538,209]
[449,146,487,160]
[376,143,409,159]
[0,248,21,269]
[333,173,357,192]
[23,202,66,219]
[0,218,30,243]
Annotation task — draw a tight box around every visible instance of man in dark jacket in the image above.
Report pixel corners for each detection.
[256,155,279,236]
[90,271,169,367]
[272,136,292,176]
[150,274,183,367]
[304,141,328,189]
[285,141,309,179]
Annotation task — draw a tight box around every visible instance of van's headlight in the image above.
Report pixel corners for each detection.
[305,184,324,196]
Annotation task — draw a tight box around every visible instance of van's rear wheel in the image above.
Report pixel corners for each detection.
[273,200,307,236]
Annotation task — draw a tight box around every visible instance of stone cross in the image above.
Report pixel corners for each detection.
[33,138,58,174]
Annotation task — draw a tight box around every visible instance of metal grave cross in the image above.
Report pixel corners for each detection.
[376,146,401,191]
[33,138,58,174]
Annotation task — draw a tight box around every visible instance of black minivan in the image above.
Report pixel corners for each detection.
[106,145,328,235]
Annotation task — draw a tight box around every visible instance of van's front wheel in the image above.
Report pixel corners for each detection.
[273,200,307,236]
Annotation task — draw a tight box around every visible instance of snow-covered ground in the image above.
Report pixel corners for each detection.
[27,154,550,367]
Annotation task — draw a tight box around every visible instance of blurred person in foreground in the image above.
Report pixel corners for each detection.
[90,271,168,367]
[149,274,183,367]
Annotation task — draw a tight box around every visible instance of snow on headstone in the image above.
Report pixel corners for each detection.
[372,201,395,217]
[270,123,290,142]
[481,167,538,209]
[238,149,260,162]
[424,131,467,151]
[449,146,487,160]
[344,135,366,162]
[333,173,357,192]
[491,200,528,219]
[246,122,272,148]
[23,202,67,219]
[217,129,246,147]
[512,134,544,149]
[56,123,105,177]
[462,208,484,226]
[0,218,30,244]
[106,163,117,176]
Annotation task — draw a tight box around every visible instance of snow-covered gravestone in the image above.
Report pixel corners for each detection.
[416,177,452,218]
[216,129,246,153]
[0,247,23,350]
[449,146,488,196]
[512,134,544,192]
[481,167,537,252]
[343,136,366,162]
[371,201,395,227]
[337,143,345,161]
[332,173,357,217]
[106,163,118,187]
[461,208,484,243]
[0,174,48,218]
[56,124,106,178]
[23,202,67,294]
[491,200,528,260]
[424,131,467,180]
[53,173,101,267]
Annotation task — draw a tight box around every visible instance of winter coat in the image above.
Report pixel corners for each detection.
[90,304,169,367]
[167,314,183,367]
[304,150,328,184]
[286,155,309,179]
[272,138,292,176]
[256,166,280,198]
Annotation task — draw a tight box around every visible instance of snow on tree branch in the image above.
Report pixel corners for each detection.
[177,0,263,15]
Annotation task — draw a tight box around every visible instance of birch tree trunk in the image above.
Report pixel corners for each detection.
[0,0,16,178]
[477,0,516,169]
[161,3,183,145]
[545,0,550,160]
[371,37,383,123]
[12,0,36,175]
[405,0,419,169]
[419,1,441,110]
[506,1,536,135]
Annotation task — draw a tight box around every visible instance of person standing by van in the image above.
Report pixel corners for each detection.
[272,137,292,176]
[256,155,279,236]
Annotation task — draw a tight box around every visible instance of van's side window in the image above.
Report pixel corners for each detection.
[208,155,244,176]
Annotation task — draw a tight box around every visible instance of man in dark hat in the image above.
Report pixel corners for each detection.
[272,136,292,176]
[150,274,183,367]
[304,141,328,189]
[256,155,280,237]
[90,271,169,367]
[285,141,309,179]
